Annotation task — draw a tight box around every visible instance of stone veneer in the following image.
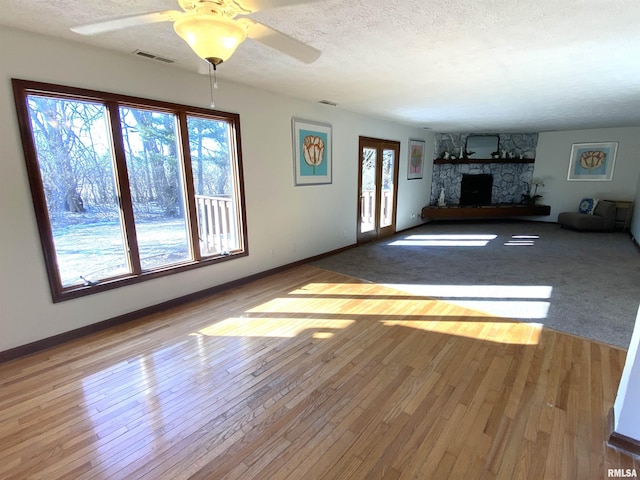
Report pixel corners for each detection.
[431,162,534,206]
[436,133,538,160]
[431,132,538,206]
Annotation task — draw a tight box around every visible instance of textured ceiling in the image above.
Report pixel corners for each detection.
[1,0,640,132]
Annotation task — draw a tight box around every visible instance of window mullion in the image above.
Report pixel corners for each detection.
[106,101,142,275]
[179,112,202,262]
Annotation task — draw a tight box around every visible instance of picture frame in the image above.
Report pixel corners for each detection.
[292,118,332,185]
[407,139,425,180]
[567,142,617,181]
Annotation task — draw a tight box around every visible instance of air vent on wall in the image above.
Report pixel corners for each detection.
[132,50,175,64]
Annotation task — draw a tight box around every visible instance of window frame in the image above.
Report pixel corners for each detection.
[12,79,249,303]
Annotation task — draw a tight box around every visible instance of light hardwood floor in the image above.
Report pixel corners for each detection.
[0,265,637,479]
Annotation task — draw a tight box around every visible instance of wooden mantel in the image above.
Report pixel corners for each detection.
[421,204,551,220]
[433,158,535,165]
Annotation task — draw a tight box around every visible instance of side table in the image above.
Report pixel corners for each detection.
[604,200,634,231]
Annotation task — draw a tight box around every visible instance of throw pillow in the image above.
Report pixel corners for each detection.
[578,198,598,215]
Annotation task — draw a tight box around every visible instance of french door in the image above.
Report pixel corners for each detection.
[357,137,400,244]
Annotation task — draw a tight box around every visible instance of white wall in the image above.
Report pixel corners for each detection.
[630,172,640,240]
[0,26,433,352]
[614,306,640,441]
[534,127,640,221]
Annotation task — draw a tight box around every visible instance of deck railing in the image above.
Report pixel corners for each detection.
[361,188,394,229]
[195,194,237,255]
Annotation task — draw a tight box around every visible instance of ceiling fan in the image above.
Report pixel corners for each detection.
[71,0,322,67]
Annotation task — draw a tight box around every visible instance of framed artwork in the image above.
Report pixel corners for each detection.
[407,139,425,180]
[292,118,332,185]
[567,142,617,181]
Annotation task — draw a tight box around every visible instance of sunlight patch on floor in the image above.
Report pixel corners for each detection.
[389,234,497,247]
[382,320,542,345]
[197,318,355,337]
[505,234,540,246]
[312,331,335,339]
[445,300,549,319]
[382,284,552,319]
[382,284,552,299]
[193,280,547,345]
[246,295,502,317]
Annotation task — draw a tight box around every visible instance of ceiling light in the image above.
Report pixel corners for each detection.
[173,15,247,66]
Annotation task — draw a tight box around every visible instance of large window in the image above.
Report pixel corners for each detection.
[12,79,248,302]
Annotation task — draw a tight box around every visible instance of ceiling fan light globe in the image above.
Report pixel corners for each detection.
[173,16,247,63]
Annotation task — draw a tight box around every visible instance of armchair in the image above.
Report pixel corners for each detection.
[558,199,616,231]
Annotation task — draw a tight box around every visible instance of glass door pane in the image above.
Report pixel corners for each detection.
[360,147,377,234]
[380,148,396,228]
[119,107,191,270]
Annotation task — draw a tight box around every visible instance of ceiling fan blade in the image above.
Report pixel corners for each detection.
[71,10,182,35]
[241,19,320,63]
[235,0,325,13]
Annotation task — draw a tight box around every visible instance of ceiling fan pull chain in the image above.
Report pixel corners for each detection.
[209,63,218,108]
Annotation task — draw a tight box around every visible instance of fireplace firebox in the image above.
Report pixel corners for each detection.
[460,174,493,206]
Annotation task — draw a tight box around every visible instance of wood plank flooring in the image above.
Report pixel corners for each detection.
[0,265,637,479]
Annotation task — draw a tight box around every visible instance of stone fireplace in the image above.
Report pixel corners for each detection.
[431,162,534,206]
[430,132,538,206]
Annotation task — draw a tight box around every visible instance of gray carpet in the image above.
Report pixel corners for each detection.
[311,221,640,349]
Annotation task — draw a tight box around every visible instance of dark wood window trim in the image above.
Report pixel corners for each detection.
[12,79,249,303]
